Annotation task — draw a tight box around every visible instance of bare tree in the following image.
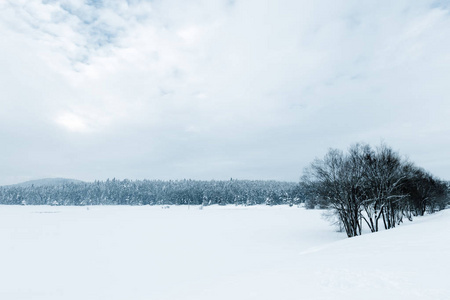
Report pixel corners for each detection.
[302,147,364,237]
[301,143,448,237]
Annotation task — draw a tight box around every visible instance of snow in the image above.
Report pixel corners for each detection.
[0,205,449,299]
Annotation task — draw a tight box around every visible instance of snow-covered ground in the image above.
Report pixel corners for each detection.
[0,205,449,300]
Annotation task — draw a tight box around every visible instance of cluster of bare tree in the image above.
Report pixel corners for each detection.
[301,144,449,237]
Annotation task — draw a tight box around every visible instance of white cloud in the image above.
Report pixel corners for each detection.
[1,0,450,184]
[55,112,90,132]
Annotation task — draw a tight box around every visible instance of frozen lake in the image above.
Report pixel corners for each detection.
[0,205,448,299]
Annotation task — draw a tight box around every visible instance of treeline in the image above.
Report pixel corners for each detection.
[0,179,303,206]
[302,143,449,237]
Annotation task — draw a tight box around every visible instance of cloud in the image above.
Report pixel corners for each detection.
[1,0,450,185]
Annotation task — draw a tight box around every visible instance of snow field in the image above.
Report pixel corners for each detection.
[0,205,449,300]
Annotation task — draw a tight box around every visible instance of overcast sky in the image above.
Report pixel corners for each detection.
[1,0,450,185]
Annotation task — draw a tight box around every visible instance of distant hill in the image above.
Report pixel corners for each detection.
[10,178,84,187]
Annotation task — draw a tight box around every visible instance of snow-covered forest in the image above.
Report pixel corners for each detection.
[0,179,301,206]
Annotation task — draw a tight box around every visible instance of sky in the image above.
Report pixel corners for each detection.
[1,0,450,185]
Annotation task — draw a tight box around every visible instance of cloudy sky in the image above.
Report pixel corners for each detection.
[1,0,450,185]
